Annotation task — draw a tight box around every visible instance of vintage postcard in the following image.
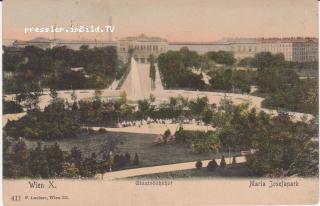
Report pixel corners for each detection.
[2,0,319,205]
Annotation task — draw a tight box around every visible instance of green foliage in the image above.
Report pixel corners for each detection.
[208,69,232,91]
[232,156,236,164]
[137,99,152,119]
[206,50,236,66]
[237,52,318,114]
[207,159,218,172]
[62,163,80,178]
[149,55,156,89]
[195,160,203,169]
[29,143,49,178]
[133,153,140,165]
[45,143,64,176]
[220,155,226,167]
[3,138,105,178]
[208,68,252,93]
[4,101,80,140]
[288,141,319,177]
[3,100,23,114]
[158,48,205,89]
[252,52,286,70]
[3,46,118,93]
[175,130,220,153]
[188,97,209,118]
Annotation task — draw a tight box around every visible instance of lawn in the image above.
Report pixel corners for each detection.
[24,132,239,168]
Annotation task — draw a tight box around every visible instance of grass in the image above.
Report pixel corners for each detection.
[24,132,239,168]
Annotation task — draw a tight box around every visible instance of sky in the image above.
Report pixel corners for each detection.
[3,0,318,42]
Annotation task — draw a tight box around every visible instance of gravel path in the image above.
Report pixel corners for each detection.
[96,156,246,180]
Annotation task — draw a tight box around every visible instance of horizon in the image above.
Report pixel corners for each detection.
[3,0,318,42]
[4,35,319,44]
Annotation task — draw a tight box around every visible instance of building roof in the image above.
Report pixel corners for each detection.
[119,34,167,42]
[258,37,318,43]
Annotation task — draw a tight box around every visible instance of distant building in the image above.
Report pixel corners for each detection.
[170,37,318,62]
[12,37,116,50]
[117,34,168,63]
[168,42,230,54]
[10,36,318,63]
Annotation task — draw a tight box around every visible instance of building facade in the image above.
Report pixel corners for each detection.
[12,37,116,50]
[117,34,168,63]
[170,37,318,62]
[10,36,317,63]
[168,42,230,54]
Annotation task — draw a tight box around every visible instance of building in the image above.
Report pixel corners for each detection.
[12,37,116,50]
[170,37,318,62]
[9,36,318,63]
[168,42,230,54]
[117,34,168,63]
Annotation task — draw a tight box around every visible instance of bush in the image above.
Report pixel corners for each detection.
[98,128,107,134]
[125,153,131,163]
[3,100,23,114]
[207,159,218,172]
[195,160,203,169]
[220,155,226,167]
[88,128,95,134]
[133,153,139,165]
[80,128,89,133]
[232,156,236,164]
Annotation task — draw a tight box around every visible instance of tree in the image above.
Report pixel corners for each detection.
[119,91,127,105]
[28,142,49,178]
[49,88,58,102]
[251,52,285,70]
[137,99,151,119]
[202,108,213,129]
[195,160,203,169]
[45,143,64,177]
[209,68,232,91]
[12,140,29,176]
[70,147,82,167]
[157,49,204,90]
[93,89,102,109]
[206,51,236,66]
[162,129,172,143]
[71,90,77,102]
[188,97,209,118]
[149,55,156,89]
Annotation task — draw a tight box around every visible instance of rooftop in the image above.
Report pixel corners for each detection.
[119,34,167,42]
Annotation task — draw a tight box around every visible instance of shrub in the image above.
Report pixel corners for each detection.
[3,100,23,114]
[195,160,203,169]
[125,153,131,163]
[220,155,226,167]
[88,128,95,134]
[232,156,236,164]
[98,128,107,134]
[207,159,218,172]
[133,153,139,165]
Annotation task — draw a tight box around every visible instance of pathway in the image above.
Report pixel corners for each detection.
[96,156,246,180]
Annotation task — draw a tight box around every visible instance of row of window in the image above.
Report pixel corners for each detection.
[119,44,166,52]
